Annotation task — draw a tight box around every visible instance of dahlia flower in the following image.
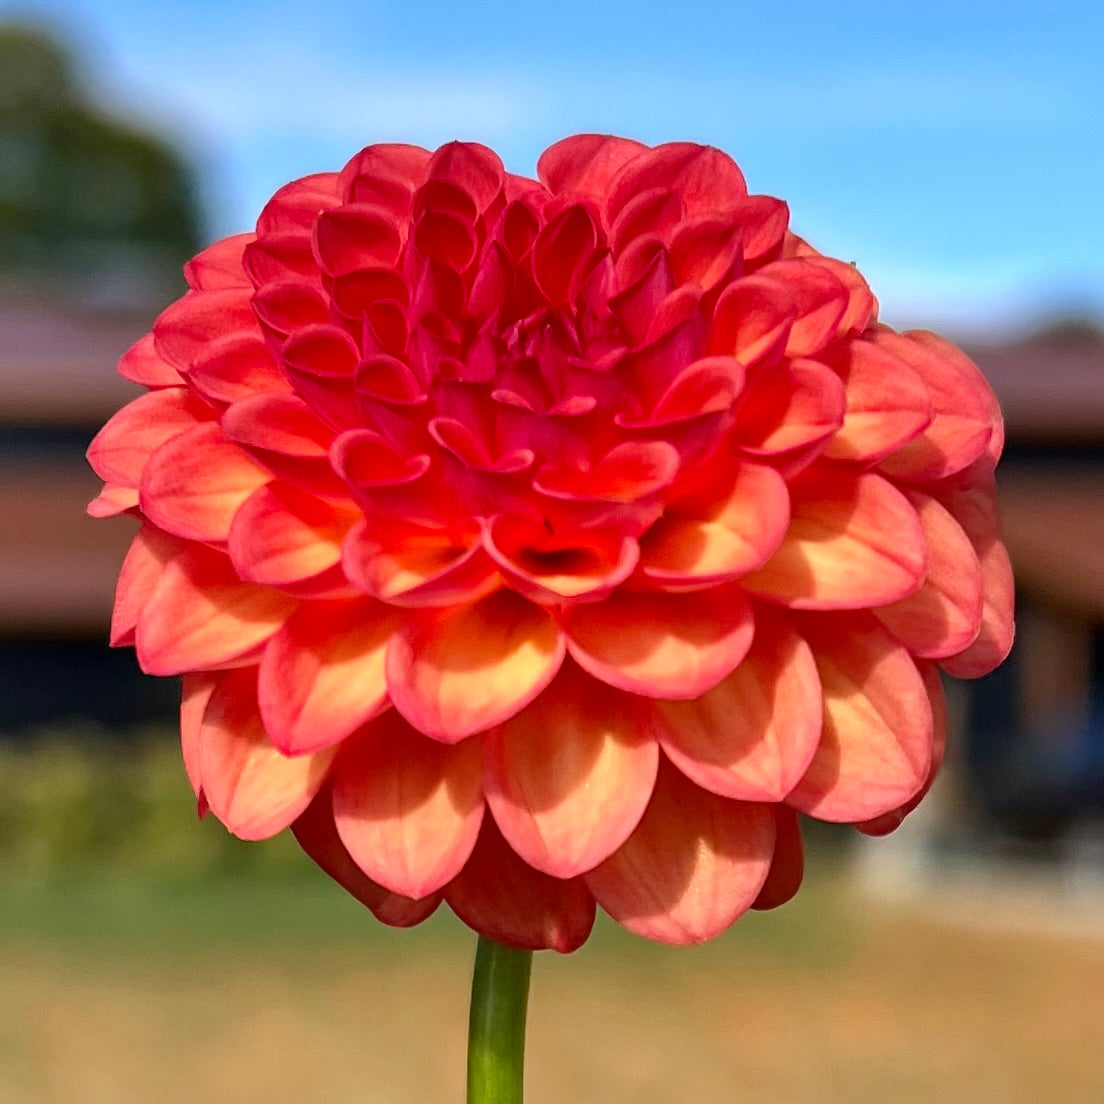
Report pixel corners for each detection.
[88,135,1013,953]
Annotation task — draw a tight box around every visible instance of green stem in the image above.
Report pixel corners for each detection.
[466,935,533,1104]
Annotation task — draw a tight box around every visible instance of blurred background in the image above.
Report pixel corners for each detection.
[0,2,1101,1102]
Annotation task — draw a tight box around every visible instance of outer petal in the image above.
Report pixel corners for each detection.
[331,713,485,899]
[537,133,648,199]
[117,332,185,388]
[563,585,754,699]
[198,667,336,840]
[446,817,596,953]
[152,289,260,371]
[655,609,822,801]
[135,544,297,676]
[484,665,658,878]
[180,672,216,809]
[140,422,271,542]
[742,468,926,609]
[786,613,932,822]
[751,805,804,910]
[183,233,255,289]
[386,591,565,741]
[875,491,984,658]
[258,598,399,755]
[586,762,776,945]
[733,357,845,457]
[292,787,441,926]
[640,460,790,586]
[110,523,181,647]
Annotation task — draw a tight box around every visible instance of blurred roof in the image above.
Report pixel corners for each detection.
[0,296,146,425]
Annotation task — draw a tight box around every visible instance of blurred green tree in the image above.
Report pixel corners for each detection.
[0,24,203,302]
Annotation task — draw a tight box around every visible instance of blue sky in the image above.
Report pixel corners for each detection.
[8,0,1103,336]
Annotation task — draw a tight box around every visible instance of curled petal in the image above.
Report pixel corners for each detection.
[754,258,848,357]
[313,203,403,276]
[293,787,441,926]
[140,422,271,542]
[655,609,822,801]
[447,816,596,953]
[786,613,933,822]
[742,468,926,609]
[332,713,484,898]
[117,332,185,388]
[709,274,795,366]
[186,334,293,405]
[535,440,680,504]
[136,544,297,676]
[564,585,754,699]
[258,597,398,754]
[198,667,336,840]
[484,665,658,877]
[386,590,565,741]
[875,491,984,658]
[641,460,790,586]
[256,173,341,235]
[586,762,775,945]
[483,516,639,604]
[153,289,260,371]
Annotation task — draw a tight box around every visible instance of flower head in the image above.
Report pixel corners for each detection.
[89,135,1013,950]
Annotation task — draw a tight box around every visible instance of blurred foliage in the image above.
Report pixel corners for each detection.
[0,23,202,297]
[0,728,303,882]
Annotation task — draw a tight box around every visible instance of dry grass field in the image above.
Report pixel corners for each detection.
[1,865,1101,1104]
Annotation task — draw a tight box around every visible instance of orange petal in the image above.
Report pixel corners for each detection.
[786,613,932,822]
[387,591,565,741]
[86,388,216,487]
[228,483,357,588]
[875,491,983,658]
[136,544,298,676]
[117,332,185,387]
[564,585,754,699]
[821,338,932,463]
[180,673,217,807]
[140,422,271,542]
[110,523,181,646]
[742,468,925,609]
[751,805,805,910]
[640,460,790,586]
[331,713,484,898]
[733,356,845,456]
[292,786,441,926]
[655,609,822,801]
[446,816,596,953]
[87,483,139,518]
[484,666,658,877]
[755,258,848,357]
[198,667,336,840]
[153,288,260,371]
[586,763,776,945]
[258,597,398,755]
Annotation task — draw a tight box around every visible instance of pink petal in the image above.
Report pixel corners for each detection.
[331,713,485,898]
[755,258,848,357]
[152,289,260,371]
[255,173,342,235]
[655,609,822,801]
[484,665,658,877]
[640,459,790,586]
[742,467,926,609]
[535,440,680,504]
[140,422,272,542]
[386,590,565,741]
[183,233,255,290]
[564,585,754,699]
[537,134,648,199]
[185,333,294,405]
[198,667,336,840]
[312,203,403,276]
[86,388,216,487]
[786,613,933,822]
[292,786,441,926]
[875,491,984,658]
[339,144,431,213]
[821,338,933,463]
[222,394,337,459]
[586,762,776,945]
[709,274,795,367]
[117,332,185,387]
[136,544,298,676]
[258,597,398,755]
[446,817,596,953]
